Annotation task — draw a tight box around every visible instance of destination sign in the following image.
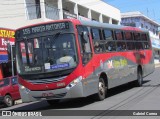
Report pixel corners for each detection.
[21,22,69,35]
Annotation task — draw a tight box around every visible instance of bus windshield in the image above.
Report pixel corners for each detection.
[16,33,78,75]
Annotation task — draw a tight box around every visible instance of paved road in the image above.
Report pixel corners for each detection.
[1,67,160,119]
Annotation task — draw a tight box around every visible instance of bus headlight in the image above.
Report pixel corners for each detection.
[66,76,82,89]
[20,85,30,94]
[20,85,25,89]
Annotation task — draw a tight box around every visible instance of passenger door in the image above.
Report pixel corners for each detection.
[77,26,97,95]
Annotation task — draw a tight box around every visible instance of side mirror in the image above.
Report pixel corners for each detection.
[81,31,88,43]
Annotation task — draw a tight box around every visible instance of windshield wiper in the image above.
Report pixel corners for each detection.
[52,32,62,44]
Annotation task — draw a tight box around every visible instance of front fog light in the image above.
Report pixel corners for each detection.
[66,76,82,89]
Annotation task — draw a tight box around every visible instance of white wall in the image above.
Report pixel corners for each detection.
[0,0,47,29]
[0,0,121,29]
[69,0,121,22]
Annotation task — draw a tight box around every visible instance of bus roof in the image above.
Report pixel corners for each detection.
[15,19,80,31]
[15,19,148,33]
[79,20,148,32]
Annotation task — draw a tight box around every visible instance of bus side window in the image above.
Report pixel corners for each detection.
[115,30,124,40]
[141,33,147,41]
[91,28,104,53]
[143,42,150,49]
[135,42,144,50]
[103,29,114,41]
[91,28,101,40]
[105,41,116,52]
[126,42,136,50]
[134,32,141,41]
[116,41,127,51]
[124,32,133,40]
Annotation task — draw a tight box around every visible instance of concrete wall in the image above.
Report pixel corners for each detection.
[0,0,121,29]
[69,0,120,21]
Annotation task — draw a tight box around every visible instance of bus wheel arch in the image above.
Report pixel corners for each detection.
[99,72,108,90]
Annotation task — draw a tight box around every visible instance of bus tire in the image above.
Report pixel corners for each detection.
[47,99,60,106]
[4,95,14,107]
[95,78,106,101]
[136,68,143,87]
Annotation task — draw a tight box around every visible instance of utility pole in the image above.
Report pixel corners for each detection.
[11,45,14,76]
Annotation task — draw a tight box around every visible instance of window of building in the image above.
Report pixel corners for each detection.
[25,0,41,20]
[153,29,155,34]
[141,23,144,28]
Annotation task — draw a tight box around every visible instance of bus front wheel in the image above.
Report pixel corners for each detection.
[95,78,106,101]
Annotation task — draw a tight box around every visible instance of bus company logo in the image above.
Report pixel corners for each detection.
[107,60,113,69]
[100,60,104,69]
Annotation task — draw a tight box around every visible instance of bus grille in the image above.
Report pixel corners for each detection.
[27,76,67,84]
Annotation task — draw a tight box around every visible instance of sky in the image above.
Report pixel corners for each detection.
[105,0,160,23]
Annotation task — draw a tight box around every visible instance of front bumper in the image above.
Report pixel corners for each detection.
[19,81,84,103]
[19,75,99,103]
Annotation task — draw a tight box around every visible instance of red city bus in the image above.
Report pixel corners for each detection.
[15,19,154,104]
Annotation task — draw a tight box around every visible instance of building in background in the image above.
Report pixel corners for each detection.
[0,0,121,29]
[121,11,160,63]
[0,28,16,79]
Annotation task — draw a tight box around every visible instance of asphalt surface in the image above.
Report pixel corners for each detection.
[1,66,160,119]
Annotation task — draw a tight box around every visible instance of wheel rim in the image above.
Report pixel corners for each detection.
[99,81,105,96]
[5,97,12,106]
